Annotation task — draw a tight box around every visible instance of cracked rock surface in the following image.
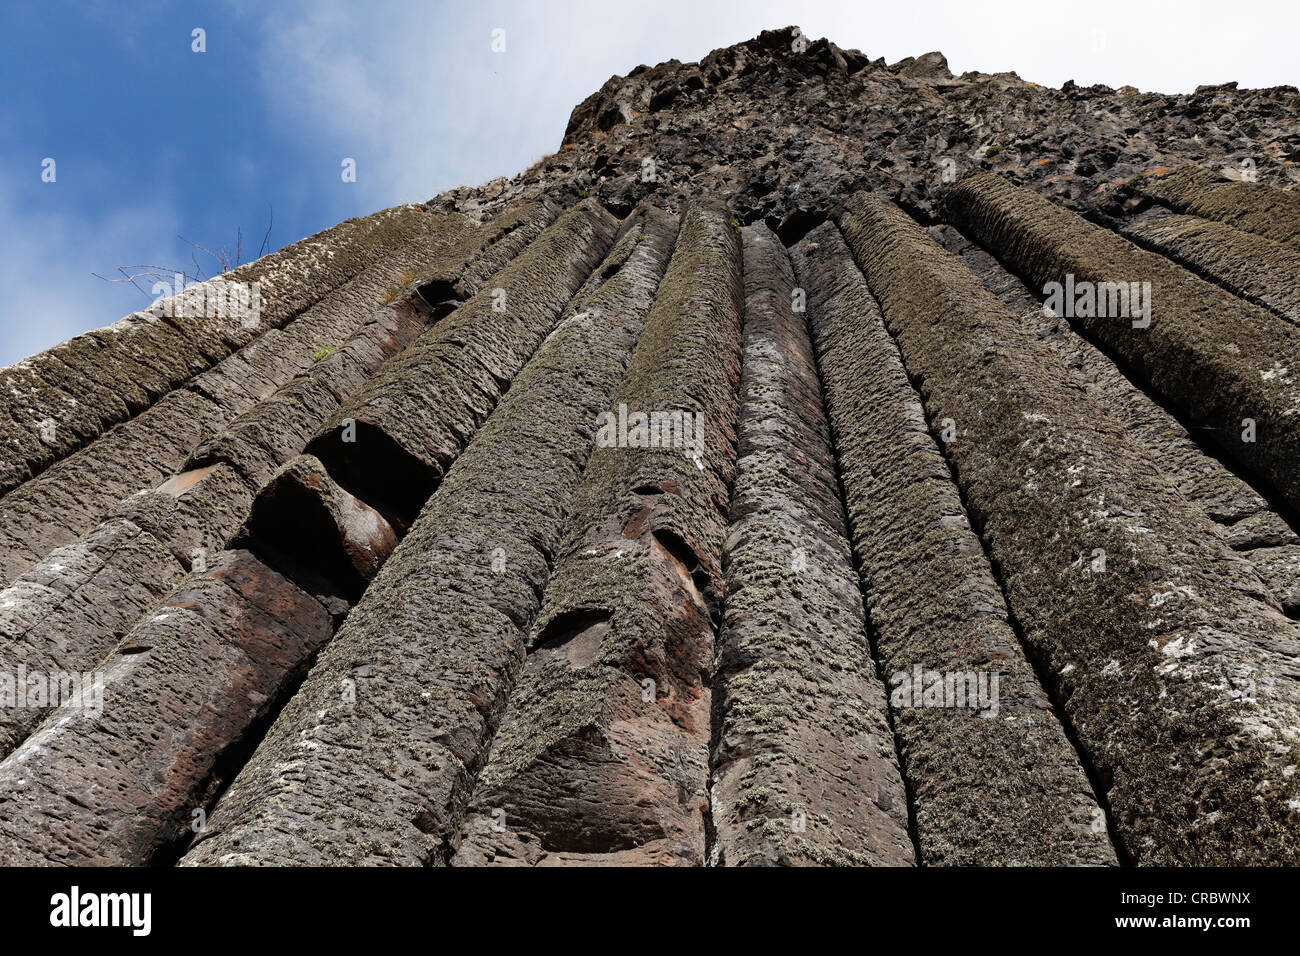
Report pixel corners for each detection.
[2,24,1299,867]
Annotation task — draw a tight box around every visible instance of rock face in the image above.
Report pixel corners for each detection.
[706,225,914,867]
[1,25,1299,867]
[432,26,1300,230]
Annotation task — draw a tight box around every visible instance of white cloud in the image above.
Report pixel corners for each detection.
[235,0,1299,216]
[5,0,1297,365]
[0,178,182,368]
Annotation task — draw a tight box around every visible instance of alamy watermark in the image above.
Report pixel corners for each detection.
[1,666,104,718]
[50,886,150,936]
[596,403,705,466]
[1043,273,1151,329]
[890,665,1000,718]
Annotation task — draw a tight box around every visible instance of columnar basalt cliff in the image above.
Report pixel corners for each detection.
[2,26,1298,867]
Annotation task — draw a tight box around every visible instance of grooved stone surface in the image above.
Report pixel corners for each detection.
[1141,166,1300,251]
[1123,213,1300,325]
[946,170,1300,516]
[0,390,222,588]
[3,28,1300,868]
[0,205,456,495]
[708,224,914,867]
[840,191,1300,865]
[306,199,614,530]
[453,202,743,867]
[182,205,668,867]
[0,519,182,759]
[931,222,1299,618]
[0,550,333,865]
[792,223,1115,866]
[0,214,465,586]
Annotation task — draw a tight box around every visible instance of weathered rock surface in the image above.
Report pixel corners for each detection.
[2,25,1299,868]
[0,210,464,587]
[305,199,612,531]
[839,191,1300,865]
[1121,212,1300,325]
[708,224,913,867]
[1139,166,1300,250]
[929,221,1299,618]
[946,170,1300,516]
[433,27,1299,234]
[183,205,673,866]
[0,519,181,759]
[0,205,454,495]
[791,223,1115,866]
[0,550,333,866]
[452,202,742,867]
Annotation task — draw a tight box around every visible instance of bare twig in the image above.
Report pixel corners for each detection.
[94,205,274,298]
[258,204,273,259]
[91,264,206,297]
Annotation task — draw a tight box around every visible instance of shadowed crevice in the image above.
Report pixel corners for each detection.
[307,422,441,536]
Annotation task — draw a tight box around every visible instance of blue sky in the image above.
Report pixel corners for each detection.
[2,0,1297,366]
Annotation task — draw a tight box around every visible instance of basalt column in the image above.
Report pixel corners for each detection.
[453,201,743,867]
[790,222,1115,866]
[182,205,673,866]
[840,191,1300,865]
[708,224,914,867]
[930,222,1300,621]
[0,202,559,761]
[945,170,1300,514]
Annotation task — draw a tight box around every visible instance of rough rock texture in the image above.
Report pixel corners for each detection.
[452,202,742,867]
[432,27,1299,232]
[838,192,1300,865]
[1121,212,1300,325]
[929,221,1299,619]
[183,205,674,866]
[707,225,913,867]
[1251,546,1300,618]
[3,25,1300,868]
[1139,166,1300,250]
[0,550,334,866]
[0,205,453,496]
[946,170,1300,515]
[0,209,463,587]
[0,519,181,759]
[791,224,1116,866]
[304,199,612,531]
[0,253,452,762]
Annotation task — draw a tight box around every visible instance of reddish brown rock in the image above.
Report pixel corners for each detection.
[0,550,333,865]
